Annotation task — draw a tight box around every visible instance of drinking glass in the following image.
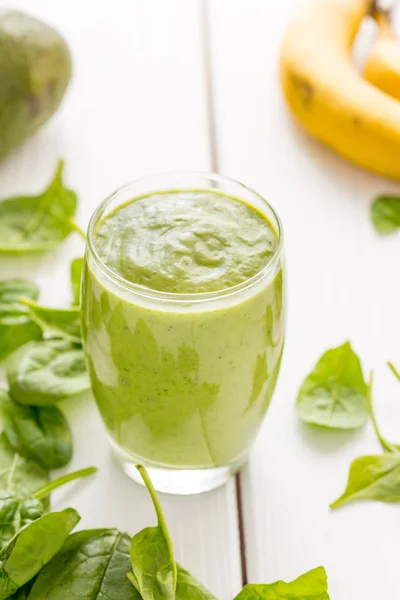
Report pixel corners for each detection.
[82,172,286,494]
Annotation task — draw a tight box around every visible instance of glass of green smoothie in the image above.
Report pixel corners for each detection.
[82,173,285,494]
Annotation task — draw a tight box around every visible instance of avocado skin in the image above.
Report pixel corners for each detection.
[0,10,72,160]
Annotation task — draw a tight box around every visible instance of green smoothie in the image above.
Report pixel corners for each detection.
[82,189,285,469]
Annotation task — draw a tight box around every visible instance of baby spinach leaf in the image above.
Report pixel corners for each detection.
[0,280,42,361]
[175,565,218,599]
[0,281,39,305]
[128,564,217,599]
[1,390,72,469]
[0,508,80,599]
[29,528,140,599]
[0,467,95,549]
[330,453,400,508]
[70,257,84,305]
[0,317,42,361]
[19,298,81,343]
[296,342,368,429]
[130,465,177,600]
[128,563,217,600]
[0,311,41,363]
[7,339,90,406]
[233,567,330,599]
[371,195,400,234]
[9,579,36,599]
[0,160,83,254]
[0,434,48,498]
[0,493,45,548]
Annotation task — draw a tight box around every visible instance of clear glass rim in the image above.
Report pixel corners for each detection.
[87,171,284,304]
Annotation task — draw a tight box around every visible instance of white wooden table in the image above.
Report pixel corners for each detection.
[1,1,400,598]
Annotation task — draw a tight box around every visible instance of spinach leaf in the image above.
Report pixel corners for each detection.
[70,257,84,305]
[175,565,218,599]
[330,372,400,509]
[0,160,83,254]
[0,311,41,363]
[1,390,72,469]
[371,195,400,234]
[128,469,215,600]
[0,493,44,548]
[7,339,90,406]
[0,281,39,305]
[8,579,36,599]
[233,567,330,599]
[29,529,140,599]
[19,298,81,343]
[296,342,368,429]
[330,453,400,508]
[0,508,80,599]
[128,564,217,600]
[0,280,42,361]
[0,467,95,553]
[130,465,177,600]
[0,434,48,498]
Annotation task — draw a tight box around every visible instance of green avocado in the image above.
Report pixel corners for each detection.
[0,10,72,160]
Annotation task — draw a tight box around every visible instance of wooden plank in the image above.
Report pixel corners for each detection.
[0,1,242,597]
[208,1,400,598]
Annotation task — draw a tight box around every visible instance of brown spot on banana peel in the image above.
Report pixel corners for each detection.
[292,75,315,107]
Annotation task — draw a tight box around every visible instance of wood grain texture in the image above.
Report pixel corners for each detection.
[0,1,242,598]
[208,1,400,599]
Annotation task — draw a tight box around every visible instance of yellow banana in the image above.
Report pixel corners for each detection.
[280,0,400,181]
[364,10,400,100]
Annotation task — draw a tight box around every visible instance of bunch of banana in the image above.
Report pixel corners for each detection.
[280,0,400,180]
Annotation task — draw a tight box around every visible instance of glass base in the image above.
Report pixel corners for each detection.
[110,440,245,495]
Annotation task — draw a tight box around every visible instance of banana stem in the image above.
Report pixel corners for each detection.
[373,7,395,38]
